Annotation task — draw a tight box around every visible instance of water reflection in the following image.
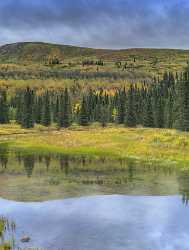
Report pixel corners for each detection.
[23,155,35,178]
[0,144,9,169]
[0,144,188,203]
[178,170,189,206]
[59,155,69,174]
[1,144,189,249]
[1,196,189,250]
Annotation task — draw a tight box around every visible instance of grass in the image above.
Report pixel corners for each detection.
[0,218,5,236]
[0,218,11,250]
[1,123,189,168]
[0,244,11,250]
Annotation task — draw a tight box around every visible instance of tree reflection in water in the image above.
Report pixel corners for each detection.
[178,170,189,206]
[0,144,189,204]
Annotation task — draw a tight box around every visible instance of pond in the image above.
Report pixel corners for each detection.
[0,146,189,250]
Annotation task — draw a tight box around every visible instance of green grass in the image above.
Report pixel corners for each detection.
[1,123,189,168]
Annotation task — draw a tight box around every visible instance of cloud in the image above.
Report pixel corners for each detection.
[0,0,189,49]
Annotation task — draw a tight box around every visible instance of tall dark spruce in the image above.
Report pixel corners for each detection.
[58,88,72,128]
[21,87,35,128]
[0,89,9,124]
[125,85,137,127]
[42,90,51,126]
[174,71,189,131]
[79,96,89,126]
[117,88,126,124]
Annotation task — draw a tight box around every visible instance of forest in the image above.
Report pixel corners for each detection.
[0,70,188,132]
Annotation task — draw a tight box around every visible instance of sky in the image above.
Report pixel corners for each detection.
[0,0,189,49]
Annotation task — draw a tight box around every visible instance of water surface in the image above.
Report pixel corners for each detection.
[0,148,189,249]
[1,195,189,250]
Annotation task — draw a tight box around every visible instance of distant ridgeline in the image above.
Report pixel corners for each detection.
[0,70,188,131]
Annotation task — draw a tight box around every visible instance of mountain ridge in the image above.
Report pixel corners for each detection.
[1,42,189,64]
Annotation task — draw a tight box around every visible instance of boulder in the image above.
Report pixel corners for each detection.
[21,235,30,243]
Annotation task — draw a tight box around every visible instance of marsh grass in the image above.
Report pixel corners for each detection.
[0,217,15,250]
[3,125,189,167]
[0,124,189,168]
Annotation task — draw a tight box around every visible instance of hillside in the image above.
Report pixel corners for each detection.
[0,42,189,88]
[0,42,99,63]
[1,42,189,64]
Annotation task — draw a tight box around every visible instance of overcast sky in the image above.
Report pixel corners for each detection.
[0,0,189,49]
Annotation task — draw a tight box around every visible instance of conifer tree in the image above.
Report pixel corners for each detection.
[34,95,43,124]
[117,89,126,124]
[53,95,59,123]
[87,89,95,122]
[58,88,72,128]
[143,93,154,127]
[125,85,136,127]
[15,90,23,124]
[21,87,35,128]
[153,87,164,128]
[0,89,9,124]
[165,87,175,128]
[42,90,51,126]
[174,71,189,131]
[100,104,109,127]
[79,96,89,126]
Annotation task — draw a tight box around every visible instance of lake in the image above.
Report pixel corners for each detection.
[0,147,189,250]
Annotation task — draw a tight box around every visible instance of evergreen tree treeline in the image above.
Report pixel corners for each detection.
[0,70,189,131]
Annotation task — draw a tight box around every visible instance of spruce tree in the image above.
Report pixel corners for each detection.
[174,71,189,131]
[58,88,72,128]
[21,87,35,128]
[42,90,51,126]
[87,89,95,122]
[79,96,89,126]
[143,93,154,127]
[53,95,59,123]
[34,95,43,124]
[165,87,175,128]
[125,85,137,127]
[15,90,23,124]
[0,89,9,124]
[152,87,164,128]
[100,104,109,127]
[117,89,126,124]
